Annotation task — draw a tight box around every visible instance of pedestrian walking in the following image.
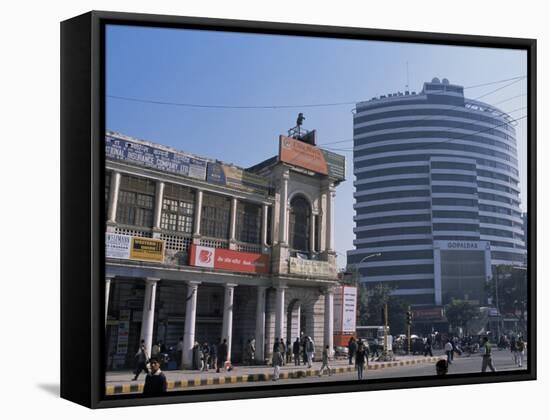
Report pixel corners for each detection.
[209,341,218,372]
[355,343,368,380]
[280,338,286,366]
[370,337,380,361]
[192,341,202,370]
[202,342,210,371]
[286,339,292,364]
[515,337,525,368]
[217,338,228,373]
[301,333,308,365]
[348,337,357,365]
[176,336,183,368]
[151,341,161,361]
[424,335,433,357]
[293,337,301,365]
[306,336,315,368]
[244,339,254,365]
[132,339,149,381]
[444,339,453,365]
[272,345,283,381]
[142,358,167,397]
[318,345,332,377]
[480,336,497,372]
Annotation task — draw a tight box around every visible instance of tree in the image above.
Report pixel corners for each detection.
[357,284,407,334]
[486,265,528,334]
[445,299,478,335]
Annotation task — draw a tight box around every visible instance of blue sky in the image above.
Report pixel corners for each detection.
[106,24,528,269]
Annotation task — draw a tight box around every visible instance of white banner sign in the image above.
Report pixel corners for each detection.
[106,233,131,259]
[334,286,357,334]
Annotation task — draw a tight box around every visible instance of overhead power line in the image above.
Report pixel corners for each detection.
[107,75,525,111]
[322,110,527,154]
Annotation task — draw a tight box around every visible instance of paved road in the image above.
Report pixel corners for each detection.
[192,349,527,390]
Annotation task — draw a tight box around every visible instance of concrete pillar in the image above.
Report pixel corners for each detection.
[107,171,121,223]
[140,277,159,359]
[278,172,289,245]
[229,198,238,249]
[326,185,336,253]
[255,286,267,363]
[221,284,238,362]
[274,286,286,342]
[152,180,165,238]
[105,276,113,327]
[324,287,335,357]
[261,204,269,247]
[193,190,203,238]
[182,281,200,368]
[310,213,316,253]
[319,191,327,252]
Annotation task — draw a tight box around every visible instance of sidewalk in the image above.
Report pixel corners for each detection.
[105,355,441,395]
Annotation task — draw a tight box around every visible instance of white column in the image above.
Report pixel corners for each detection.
[230,197,238,244]
[324,288,334,357]
[274,286,286,342]
[193,190,203,237]
[261,204,269,247]
[310,213,316,253]
[152,180,165,236]
[105,276,113,327]
[221,284,238,362]
[326,186,336,253]
[319,191,327,252]
[182,281,200,368]
[140,277,159,359]
[255,286,267,363]
[107,171,121,223]
[278,172,289,245]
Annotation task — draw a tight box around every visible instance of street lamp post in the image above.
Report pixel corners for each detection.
[350,253,382,286]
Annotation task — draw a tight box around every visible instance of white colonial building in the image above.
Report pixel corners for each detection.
[104,128,345,370]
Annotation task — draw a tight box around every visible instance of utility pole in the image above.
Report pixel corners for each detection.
[406,306,412,354]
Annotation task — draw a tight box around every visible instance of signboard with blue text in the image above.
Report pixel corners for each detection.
[105,133,208,180]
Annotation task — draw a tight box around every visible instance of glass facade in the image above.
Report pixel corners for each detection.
[350,79,526,306]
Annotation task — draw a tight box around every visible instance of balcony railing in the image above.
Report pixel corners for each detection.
[114,225,152,238]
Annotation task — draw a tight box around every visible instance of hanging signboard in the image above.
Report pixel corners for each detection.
[279,135,329,175]
[334,286,357,334]
[106,233,165,263]
[189,244,270,274]
[105,133,208,180]
[206,162,271,195]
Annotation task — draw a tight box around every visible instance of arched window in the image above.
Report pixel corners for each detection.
[289,195,311,253]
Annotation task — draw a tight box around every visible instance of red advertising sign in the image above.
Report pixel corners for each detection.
[189,245,270,274]
[279,135,329,175]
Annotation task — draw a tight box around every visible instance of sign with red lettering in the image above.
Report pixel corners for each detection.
[189,245,270,274]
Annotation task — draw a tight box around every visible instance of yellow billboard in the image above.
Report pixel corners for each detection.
[129,237,165,262]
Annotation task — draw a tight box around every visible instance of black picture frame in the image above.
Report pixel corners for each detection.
[60,10,536,409]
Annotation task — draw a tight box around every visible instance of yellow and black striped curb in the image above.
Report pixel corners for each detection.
[105,357,440,395]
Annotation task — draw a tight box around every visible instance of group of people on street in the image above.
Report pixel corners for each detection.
[191,339,231,372]
[272,334,316,380]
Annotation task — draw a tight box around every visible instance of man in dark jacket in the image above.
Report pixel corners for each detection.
[348,337,357,365]
[142,359,167,397]
[217,338,228,373]
[209,341,218,372]
[293,338,301,365]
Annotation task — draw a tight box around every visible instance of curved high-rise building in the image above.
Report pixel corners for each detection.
[348,78,525,307]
